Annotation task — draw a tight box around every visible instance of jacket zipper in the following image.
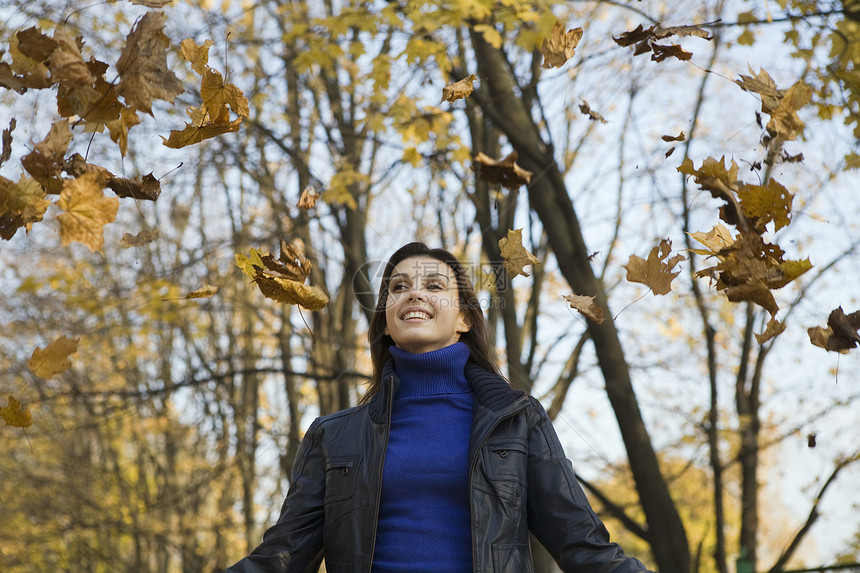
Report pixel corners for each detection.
[367,374,394,572]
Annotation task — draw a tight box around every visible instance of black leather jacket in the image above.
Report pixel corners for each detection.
[225,361,654,573]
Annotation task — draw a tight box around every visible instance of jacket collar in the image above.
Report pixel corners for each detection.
[367,359,526,424]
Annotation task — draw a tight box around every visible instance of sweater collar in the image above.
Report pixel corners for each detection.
[389,343,471,398]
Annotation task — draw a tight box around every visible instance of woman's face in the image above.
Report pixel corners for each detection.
[383,255,470,354]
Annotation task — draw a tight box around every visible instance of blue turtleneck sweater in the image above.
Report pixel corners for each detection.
[371,343,474,573]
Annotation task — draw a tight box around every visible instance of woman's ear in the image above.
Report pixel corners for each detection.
[455,313,470,335]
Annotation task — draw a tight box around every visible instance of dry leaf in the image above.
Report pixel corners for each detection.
[106,105,141,156]
[162,105,243,148]
[56,172,119,252]
[661,130,685,142]
[624,239,685,295]
[499,228,540,279]
[0,175,51,240]
[252,271,329,310]
[1,118,14,169]
[27,335,79,378]
[688,224,735,256]
[613,22,711,62]
[47,31,93,87]
[808,307,860,353]
[179,38,214,75]
[163,285,219,300]
[579,100,608,123]
[130,0,173,6]
[297,185,320,209]
[106,173,161,201]
[200,67,249,118]
[441,74,477,103]
[21,119,72,194]
[236,241,329,310]
[563,293,604,323]
[755,317,786,344]
[120,228,159,248]
[1,395,32,428]
[540,23,583,69]
[115,12,184,115]
[474,151,533,190]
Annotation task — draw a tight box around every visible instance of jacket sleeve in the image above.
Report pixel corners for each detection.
[224,418,326,573]
[525,399,655,573]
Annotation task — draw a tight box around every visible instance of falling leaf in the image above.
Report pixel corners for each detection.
[163,285,219,300]
[21,119,72,194]
[661,130,685,142]
[162,105,243,148]
[441,74,477,103]
[651,44,692,62]
[115,12,184,115]
[736,178,793,232]
[540,22,583,69]
[130,0,173,6]
[200,67,249,118]
[1,118,15,169]
[179,38,214,75]
[57,60,122,127]
[579,100,608,123]
[259,238,312,282]
[27,335,79,379]
[56,172,119,252]
[736,67,781,114]
[46,31,93,87]
[613,22,712,63]
[688,224,735,256]
[665,147,676,158]
[624,239,685,295]
[297,185,320,209]
[236,241,329,310]
[251,271,329,310]
[563,293,604,323]
[736,68,811,141]
[1,396,32,428]
[808,307,860,353]
[474,151,533,190]
[754,317,786,344]
[120,228,159,248]
[106,105,141,156]
[106,173,161,201]
[807,433,816,448]
[499,228,540,279]
[0,175,51,240]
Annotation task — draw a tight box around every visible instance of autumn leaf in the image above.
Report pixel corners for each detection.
[106,173,161,201]
[808,307,860,354]
[21,119,72,194]
[755,317,786,345]
[1,27,54,91]
[1,118,14,169]
[661,130,685,142]
[540,22,583,69]
[27,335,79,378]
[441,74,477,103]
[613,22,711,62]
[46,31,93,87]
[236,241,329,310]
[297,185,320,209]
[499,228,540,279]
[179,38,214,75]
[251,271,329,310]
[688,223,735,256]
[106,105,141,156]
[1,396,32,428]
[474,151,533,190]
[130,0,173,6]
[735,68,811,141]
[115,11,184,115]
[0,175,51,240]
[57,59,122,128]
[736,178,793,232]
[259,238,312,281]
[163,285,219,300]
[200,67,250,118]
[162,105,243,148]
[579,100,608,123]
[120,228,159,248]
[624,239,685,295]
[563,293,604,323]
[56,171,119,252]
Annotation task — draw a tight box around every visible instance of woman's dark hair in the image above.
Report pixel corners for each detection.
[363,242,499,401]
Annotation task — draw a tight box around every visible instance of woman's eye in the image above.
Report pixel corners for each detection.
[390,283,408,292]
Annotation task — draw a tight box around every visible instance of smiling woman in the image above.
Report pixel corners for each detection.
[225,242,654,573]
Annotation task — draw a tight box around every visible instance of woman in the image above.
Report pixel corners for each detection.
[226,242,654,573]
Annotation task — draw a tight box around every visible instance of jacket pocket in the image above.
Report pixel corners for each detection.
[484,436,528,481]
[492,543,534,573]
[324,456,360,504]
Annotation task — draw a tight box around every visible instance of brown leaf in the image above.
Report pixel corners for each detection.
[0,175,51,240]
[27,335,79,379]
[579,100,608,123]
[688,223,735,256]
[661,130,685,142]
[736,178,793,232]
[499,228,540,279]
[106,105,141,156]
[163,285,219,300]
[563,293,604,323]
[260,238,312,282]
[540,23,583,69]
[297,185,320,209]
[120,228,159,248]
[1,395,33,428]
[200,67,249,118]
[651,44,692,62]
[614,22,710,63]
[0,118,14,169]
[754,317,786,344]
[179,38,214,75]
[21,119,72,194]
[736,67,782,114]
[47,31,93,87]
[161,106,242,148]
[623,239,685,295]
[115,12,184,115]
[57,59,122,127]
[766,81,812,141]
[474,151,533,190]
[56,172,119,252]
[808,307,860,353]
[252,271,329,310]
[106,173,161,201]
[130,0,173,6]
[441,74,477,103]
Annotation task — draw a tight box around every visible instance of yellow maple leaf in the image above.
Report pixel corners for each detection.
[27,335,79,379]
[56,172,119,252]
[499,228,540,279]
[624,239,685,295]
[106,105,141,156]
[755,317,786,345]
[563,293,604,323]
[540,22,583,69]
[441,74,477,104]
[47,31,94,87]
[0,175,51,240]
[1,395,33,428]
[297,185,320,209]
[688,224,735,256]
[115,12,184,115]
[737,179,793,232]
[252,271,329,310]
[200,68,250,118]
[162,105,243,149]
[766,80,812,141]
[179,38,215,75]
